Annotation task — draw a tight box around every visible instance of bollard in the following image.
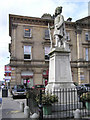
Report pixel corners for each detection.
[30,113,39,120]
[24,106,30,118]
[73,109,81,119]
[20,102,24,112]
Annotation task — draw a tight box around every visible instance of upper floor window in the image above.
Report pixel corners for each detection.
[66,32,70,41]
[24,45,32,60]
[24,28,32,38]
[45,29,50,39]
[85,48,88,61]
[85,33,89,41]
[45,46,50,60]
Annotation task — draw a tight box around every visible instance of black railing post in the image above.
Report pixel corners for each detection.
[39,90,43,120]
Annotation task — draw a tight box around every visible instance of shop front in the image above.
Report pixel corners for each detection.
[21,71,33,88]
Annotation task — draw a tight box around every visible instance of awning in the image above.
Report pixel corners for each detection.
[21,75,33,78]
[21,71,33,78]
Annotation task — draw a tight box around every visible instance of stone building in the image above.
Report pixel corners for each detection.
[9,14,90,88]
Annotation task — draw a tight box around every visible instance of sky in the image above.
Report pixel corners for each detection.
[0,0,90,81]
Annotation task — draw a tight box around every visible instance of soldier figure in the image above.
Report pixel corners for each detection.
[54,6,66,47]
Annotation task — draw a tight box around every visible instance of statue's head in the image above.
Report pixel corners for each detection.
[55,6,62,15]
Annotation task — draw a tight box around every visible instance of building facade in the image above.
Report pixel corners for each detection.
[9,14,90,88]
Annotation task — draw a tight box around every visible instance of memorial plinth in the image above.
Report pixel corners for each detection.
[46,47,77,103]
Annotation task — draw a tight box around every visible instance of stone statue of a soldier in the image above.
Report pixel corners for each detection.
[54,6,66,48]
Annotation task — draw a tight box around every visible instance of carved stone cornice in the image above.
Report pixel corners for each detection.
[82,42,90,46]
[9,63,49,68]
[21,41,34,44]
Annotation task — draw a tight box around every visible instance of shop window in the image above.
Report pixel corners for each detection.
[21,71,33,88]
[22,78,33,88]
[24,28,32,37]
[24,45,32,60]
[45,46,50,60]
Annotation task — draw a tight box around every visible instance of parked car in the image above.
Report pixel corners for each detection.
[12,85,26,99]
[76,83,90,96]
[80,83,90,92]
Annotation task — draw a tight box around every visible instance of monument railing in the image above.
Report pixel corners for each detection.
[26,88,90,119]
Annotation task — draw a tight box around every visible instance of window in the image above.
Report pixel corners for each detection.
[45,29,50,39]
[24,46,32,60]
[21,71,33,88]
[24,28,32,37]
[85,33,89,41]
[45,47,50,60]
[66,32,70,41]
[85,48,88,61]
[80,72,84,80]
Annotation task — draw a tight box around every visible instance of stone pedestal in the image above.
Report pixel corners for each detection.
[46,47,77,103]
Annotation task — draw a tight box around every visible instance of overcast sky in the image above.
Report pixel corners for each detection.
[0,0,90,81]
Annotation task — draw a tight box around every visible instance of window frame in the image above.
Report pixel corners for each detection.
[24,45,32,60]
[24,28,32,38]
[45,46,50,61]
[66,32,70,41]
[45,29,50,40]
[85,32,89,41]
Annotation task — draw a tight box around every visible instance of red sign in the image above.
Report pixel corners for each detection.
[5,72,11,76]
[5,66,11,72]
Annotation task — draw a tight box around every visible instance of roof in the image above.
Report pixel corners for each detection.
[76,16,90,23]
[9,14,53,36]
[9,14,90,36]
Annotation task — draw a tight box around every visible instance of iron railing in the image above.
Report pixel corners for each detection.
[27,88,90,119]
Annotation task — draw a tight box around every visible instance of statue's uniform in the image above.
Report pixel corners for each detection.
[54,14,66,47]
[54,14,65,37]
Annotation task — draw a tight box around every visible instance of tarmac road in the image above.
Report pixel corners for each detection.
[0,89,27,119]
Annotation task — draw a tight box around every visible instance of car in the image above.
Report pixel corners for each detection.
[12,85,26,99]
[80,83,90,92]
[76,83,90,96]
